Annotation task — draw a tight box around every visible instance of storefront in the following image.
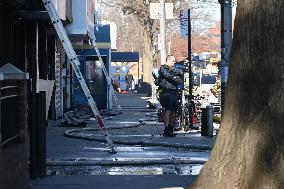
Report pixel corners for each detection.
[72,49,110,110]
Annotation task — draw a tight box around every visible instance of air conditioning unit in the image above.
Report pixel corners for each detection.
[66,0,95,38]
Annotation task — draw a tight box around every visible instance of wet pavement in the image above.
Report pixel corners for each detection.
[46,164,203,176]
[30,94,215,189]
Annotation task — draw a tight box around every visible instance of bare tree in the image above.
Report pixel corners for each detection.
[115,0,157,85]
[189,0,284,188]
[98,0,218,85]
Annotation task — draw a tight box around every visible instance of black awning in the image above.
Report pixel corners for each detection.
[111,52,139,62]
[15,10,49,20]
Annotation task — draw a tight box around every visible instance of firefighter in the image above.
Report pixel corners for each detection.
[153,55,184,137]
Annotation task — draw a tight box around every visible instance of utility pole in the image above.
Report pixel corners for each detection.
[160,0,166,65]
[187,9,192,97]
[219,0,232,113]
[187,9,193,129]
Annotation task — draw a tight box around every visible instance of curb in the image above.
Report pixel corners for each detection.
[47,159,206,166]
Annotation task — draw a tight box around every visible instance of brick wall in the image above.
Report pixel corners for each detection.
[0,80,29,189]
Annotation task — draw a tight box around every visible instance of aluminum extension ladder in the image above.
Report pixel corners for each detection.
[42,0,117,153]
[89,35,122,112]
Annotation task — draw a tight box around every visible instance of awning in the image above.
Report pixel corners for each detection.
[111,52,139,62]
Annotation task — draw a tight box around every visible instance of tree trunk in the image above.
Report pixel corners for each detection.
[189,1,284,189]
[142,29,153,84]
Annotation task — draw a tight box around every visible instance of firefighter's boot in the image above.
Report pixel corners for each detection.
[163,125,177,137]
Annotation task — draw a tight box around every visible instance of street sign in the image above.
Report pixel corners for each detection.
[180,9,189,38]
[150,3,173,19]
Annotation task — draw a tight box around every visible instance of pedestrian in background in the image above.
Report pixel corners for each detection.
[125,74,134,93]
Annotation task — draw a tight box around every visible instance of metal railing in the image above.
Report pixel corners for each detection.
[0,85,19,150]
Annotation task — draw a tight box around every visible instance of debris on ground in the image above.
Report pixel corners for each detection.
[61,111,87,127]
[61,109,121,127]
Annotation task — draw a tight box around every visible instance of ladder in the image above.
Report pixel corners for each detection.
[42,0,116,153]
[89,35,122,112]
[54,40,64,119]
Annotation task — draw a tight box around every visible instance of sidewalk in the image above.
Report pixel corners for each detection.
[29,94,215,189]
[30,175,197,189]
